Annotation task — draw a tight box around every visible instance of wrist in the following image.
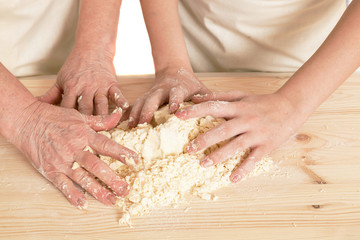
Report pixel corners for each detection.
[275,83,315,121]
[155,64,193,78]
[72,44,115,61]
[0,65,39,142]
[1,98,41,144]
[9,101,51,156]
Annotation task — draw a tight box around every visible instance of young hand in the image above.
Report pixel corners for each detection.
[176,91,308,182]
[128,67,210,127]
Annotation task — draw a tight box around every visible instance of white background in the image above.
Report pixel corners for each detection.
[114,0,154,75]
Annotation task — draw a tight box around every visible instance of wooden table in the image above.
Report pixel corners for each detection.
[1,73,360,240]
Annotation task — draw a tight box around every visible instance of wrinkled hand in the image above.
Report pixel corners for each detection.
[38,49,128,115]
[12,101,138,208]
[128,67,210,127]
[176,91,306,182]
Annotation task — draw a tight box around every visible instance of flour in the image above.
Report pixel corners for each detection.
[98,103,274,226]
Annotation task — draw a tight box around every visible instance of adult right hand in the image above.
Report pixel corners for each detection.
[11,101,138,209]
[128,67,210,127]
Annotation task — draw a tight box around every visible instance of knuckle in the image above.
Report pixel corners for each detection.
[98,138,112,153]
[88,159,104,172]
[217,123,231,136]
[78,105,93,112]
[63,79,78,90]
[152,88,164,97]
[169,87,178,94]
[95,97,108,106]
[76,171,88,184]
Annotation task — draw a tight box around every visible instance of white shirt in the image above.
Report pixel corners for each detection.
[179,0,347,72]
[0,0,79,77]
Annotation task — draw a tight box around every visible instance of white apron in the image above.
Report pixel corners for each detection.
[0,0,79,77]
[179,0,347,72]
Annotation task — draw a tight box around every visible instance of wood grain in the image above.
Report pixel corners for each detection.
[0,73,360,240]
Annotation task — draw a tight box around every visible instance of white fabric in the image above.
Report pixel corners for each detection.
[0,0,79,77]
[179,0,347,72]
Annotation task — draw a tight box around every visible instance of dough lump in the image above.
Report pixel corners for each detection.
[98,103,273,226]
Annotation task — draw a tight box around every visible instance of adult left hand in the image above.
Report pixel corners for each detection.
[175,91,308,182]
[38,48,128,115]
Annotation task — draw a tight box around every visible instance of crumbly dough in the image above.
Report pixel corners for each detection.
[98,103,273,226]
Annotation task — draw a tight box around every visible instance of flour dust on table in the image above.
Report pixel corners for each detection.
[92,103,274,226]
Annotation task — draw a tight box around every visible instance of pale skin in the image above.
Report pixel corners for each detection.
[138,0,360,182]
[39,0,129,115]
[0,0,138,208]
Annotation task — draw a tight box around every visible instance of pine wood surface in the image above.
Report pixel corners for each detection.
[0,73,359,239]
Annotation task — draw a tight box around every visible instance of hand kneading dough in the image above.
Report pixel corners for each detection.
[97,103,273,226]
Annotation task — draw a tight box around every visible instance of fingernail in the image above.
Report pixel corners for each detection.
[77,198,88,210]
[119,185,130,197]
[170,103,178,112]
[186,142,198,153]
[107,194,117,205]
[176,109,187,118]
[128,117,135,127]
[231,174,241,183]
[201,158,214,168]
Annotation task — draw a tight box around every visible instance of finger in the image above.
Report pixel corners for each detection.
[187,118,247,153]
[169,87,186,113]
[78,92,94,115]
[128,97,146,128]
[76,151,130,197]
[200,134,249,168]
[61,90,77,109]
[121,105,132,122]
[84,111,122,131]
[89,132,139,164]
[192,91,248,103]
[175,101,238,120]
[70,167,117,206]
[94,91,109,116]
[48,172,88,209]
[139,89,168,124]
[230,146,267,183]
[109,85,129,111]
[37,84,62,104]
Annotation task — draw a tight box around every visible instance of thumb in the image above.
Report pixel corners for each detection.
[85,108,122,131]
[191,90,248,103]
[37,84,62,104]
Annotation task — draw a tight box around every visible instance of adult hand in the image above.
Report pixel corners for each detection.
[175,91,308,182]
[38,48,129,115]
[11,101,138,209]
[128,67,210,128]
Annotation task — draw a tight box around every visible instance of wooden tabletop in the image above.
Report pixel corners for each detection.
[1,73,360,240]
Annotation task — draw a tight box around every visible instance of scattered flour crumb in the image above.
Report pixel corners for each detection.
[112,107,123,115]
[77,95,83,103]
[71,162,80,170]
[83,146,94,154]
[96,103,274,226]
[184,207,192,213]
[114,93,120,101]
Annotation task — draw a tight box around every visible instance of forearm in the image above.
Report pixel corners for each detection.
[277,0,360,116]
[140,0,192,73]
[74,0,122,57]
[0,63,38,141]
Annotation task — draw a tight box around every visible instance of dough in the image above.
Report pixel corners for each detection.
[97,103,273,226]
